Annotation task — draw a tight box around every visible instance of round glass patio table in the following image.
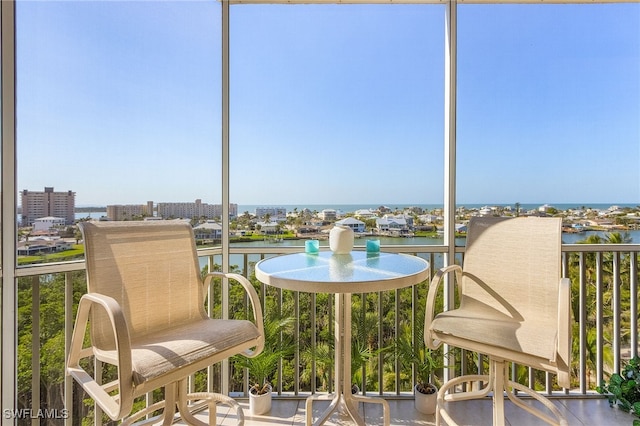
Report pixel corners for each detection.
[255,250,430,426]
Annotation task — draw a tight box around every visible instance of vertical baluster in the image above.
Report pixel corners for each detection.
[395,288,401,394]
[207,254,217,394]
[277,287,283,395]
[579,251,587,393]
[561,251,570,395]
[613,252,621,373]
[31,276,40,426]
[64,272,74,426]
[630,253,638,359]
[94,359,103,426]
[359,292,367,395]
[596,252,604,390]
[311,292,317,395]
[294,290,300,396]
[378,290,384,396]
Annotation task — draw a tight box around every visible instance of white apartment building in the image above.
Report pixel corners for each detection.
[319,209,337,221]
[20,187,75,226]
[106,201,154,221]
[156,199,238,220]
[255,207,287,220]
[32,216,66,232]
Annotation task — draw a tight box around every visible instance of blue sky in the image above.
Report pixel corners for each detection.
[16,1,640,207]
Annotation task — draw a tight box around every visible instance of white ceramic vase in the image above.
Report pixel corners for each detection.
[249,383,272,415]
[329,225,354,254]
[414,383,438,415]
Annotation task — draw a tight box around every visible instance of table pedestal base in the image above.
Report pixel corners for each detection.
[305,390,390,426]
[305,293,391,426]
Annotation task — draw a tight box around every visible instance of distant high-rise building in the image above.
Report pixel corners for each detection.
[156,200,237,220]
[106,201,154,221]
[21,187,75,226]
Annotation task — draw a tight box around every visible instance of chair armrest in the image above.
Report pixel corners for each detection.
[66,293,134,420]
[556,277,572,388]
[204,272,265,358]
[424,264,463,350]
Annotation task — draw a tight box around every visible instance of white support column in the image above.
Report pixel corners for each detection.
[220,0,231,395]
[444,0,457,269]
[1,1,17,423]
[443,0,457,383]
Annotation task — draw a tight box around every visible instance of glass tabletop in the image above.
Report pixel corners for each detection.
[255,251,430,293]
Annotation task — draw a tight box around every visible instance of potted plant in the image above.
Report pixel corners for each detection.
[395,328,443,415]
[597,356,640,426]
[233,311,295,415]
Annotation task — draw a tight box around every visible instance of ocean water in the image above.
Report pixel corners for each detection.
[199,230,640,272]
[237,203,638,214]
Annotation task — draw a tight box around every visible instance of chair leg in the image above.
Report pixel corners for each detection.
[162,382,179,426]
[436,358,567,426]
[504,380,568,426]
[174,377,244,426]
[436,374,493,426]
[492,360,506,426]
[120,380,245,426]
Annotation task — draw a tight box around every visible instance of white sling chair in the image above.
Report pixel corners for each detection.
[425,217,571,426]
[67,221,264,425]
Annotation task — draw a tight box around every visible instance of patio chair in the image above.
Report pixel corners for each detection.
[425,217,571,426]
[67,221,264,425]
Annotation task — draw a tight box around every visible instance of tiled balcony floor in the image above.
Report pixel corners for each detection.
[183,396,636,425]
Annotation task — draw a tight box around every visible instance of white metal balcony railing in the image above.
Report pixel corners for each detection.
[11,242,640,425]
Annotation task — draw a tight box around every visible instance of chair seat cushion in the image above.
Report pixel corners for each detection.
[430,299,557,361]
[117,318,259,386]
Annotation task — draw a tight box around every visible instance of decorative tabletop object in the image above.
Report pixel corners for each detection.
[329,225,354,254]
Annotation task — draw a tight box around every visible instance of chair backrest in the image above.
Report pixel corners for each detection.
[462,216,562,348]
[81,221,206,351]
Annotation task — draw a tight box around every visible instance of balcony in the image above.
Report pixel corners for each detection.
[2,0,639,424]
[10,242,639,425]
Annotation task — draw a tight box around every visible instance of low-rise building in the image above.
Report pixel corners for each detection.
[319,209,337,221]
[353,209,377,219]
[256,221,279,234]
[255,207,287,220]
[32,216,66,232]
[376,215,412,236]
[193,220,222,240]
[335,217,366,233]
[17,238,72,256]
